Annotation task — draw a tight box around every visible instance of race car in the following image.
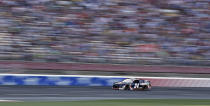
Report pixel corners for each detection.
[112,78,151,90]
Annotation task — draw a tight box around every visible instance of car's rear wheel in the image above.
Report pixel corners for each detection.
[124,85,130,90]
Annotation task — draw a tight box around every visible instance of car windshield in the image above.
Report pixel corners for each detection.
[122,79,133,83]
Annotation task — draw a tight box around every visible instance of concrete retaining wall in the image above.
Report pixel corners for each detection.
[0,74,210,87]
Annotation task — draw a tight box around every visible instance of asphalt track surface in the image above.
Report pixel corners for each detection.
[0,86,210,101]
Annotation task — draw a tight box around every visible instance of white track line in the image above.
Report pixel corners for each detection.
[0,100,21,102]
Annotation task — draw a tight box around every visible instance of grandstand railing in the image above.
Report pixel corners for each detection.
[0,60,210,74]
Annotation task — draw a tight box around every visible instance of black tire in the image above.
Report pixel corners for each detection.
[124,85,130,90]
[143,85,151,91]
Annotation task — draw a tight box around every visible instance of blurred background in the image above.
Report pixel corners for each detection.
[0,0,210,104]
[0,0,209,73]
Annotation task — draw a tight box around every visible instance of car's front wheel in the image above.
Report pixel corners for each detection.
[143,84,152,90]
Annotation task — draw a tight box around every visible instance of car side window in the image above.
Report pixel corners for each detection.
[139,80,144,83]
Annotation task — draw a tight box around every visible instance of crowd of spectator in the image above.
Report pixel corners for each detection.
[0,0,210,65]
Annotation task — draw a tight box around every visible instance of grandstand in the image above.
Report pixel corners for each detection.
[0,0,209,66]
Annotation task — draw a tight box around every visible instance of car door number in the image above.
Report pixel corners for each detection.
[134,83,140,88]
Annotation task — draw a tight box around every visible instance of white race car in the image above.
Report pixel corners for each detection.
[112,78,151,90]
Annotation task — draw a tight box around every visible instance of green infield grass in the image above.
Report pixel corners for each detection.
[0,99,210,106]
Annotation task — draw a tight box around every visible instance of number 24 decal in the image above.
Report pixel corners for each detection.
[134,83,139,88]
